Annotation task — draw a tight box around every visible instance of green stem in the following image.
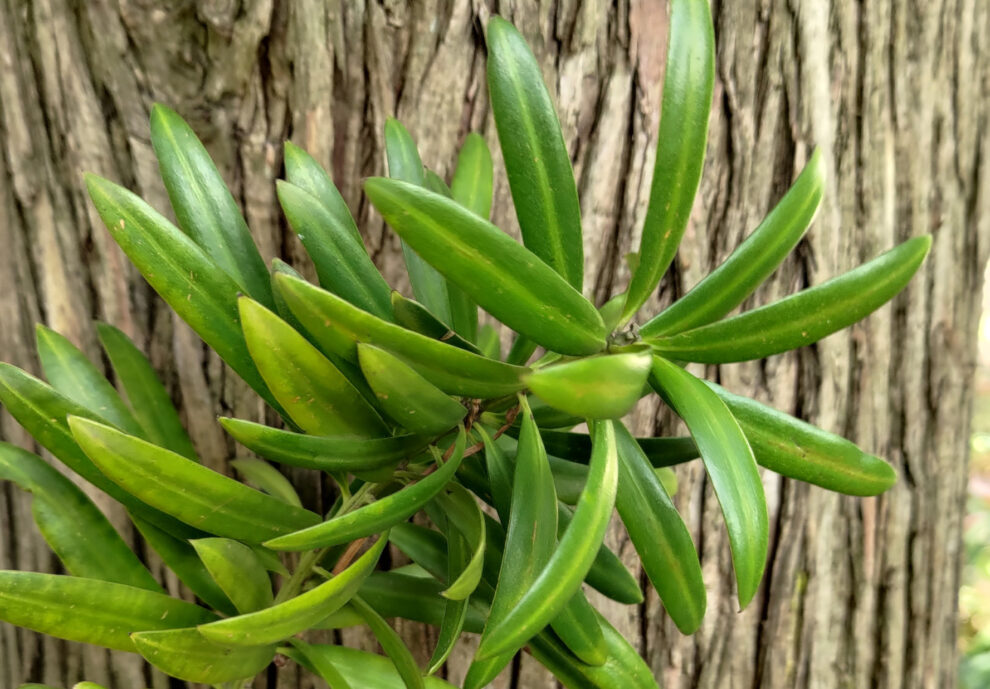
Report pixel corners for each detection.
[273,482,376,604]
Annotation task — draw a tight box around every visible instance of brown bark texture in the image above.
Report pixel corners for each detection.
[1,1,988,688]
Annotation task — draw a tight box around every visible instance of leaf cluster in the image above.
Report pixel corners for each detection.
[0,4,928,689]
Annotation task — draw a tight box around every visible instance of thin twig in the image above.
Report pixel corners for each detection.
[332,536,370,575]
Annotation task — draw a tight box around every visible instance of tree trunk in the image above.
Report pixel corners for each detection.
[1,1,987,688]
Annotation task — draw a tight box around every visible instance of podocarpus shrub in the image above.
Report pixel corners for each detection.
[0,2,929,688]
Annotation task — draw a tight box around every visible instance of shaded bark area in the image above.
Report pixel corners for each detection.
[0,1,988,688]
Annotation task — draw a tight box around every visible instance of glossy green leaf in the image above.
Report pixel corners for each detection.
[477,425,513,524]
[476,419,618,660]
[284,140,365,246]
[622,0,715,322]
[476,324,501,360]
[131,627,275,683]
[614,421,705,633]
[275,273,528,397]
[472,399,557,677]
[318,571,488,634]
[190,538,273,613]
[451,133,494,220]
[505,335,538,366]
[433,484,485,600]
[462,434,642,606]
[264,429,466,551]
[0,364,201,539]
[426,527,469,674]
[271,259,390,405]
[550,451,679,506]
[198,534,386,645]
[485,16,583,290]
[84,174,280,412]
[649,356,767,607]
[525,350,652,419]
[709,382,897,495]
[357,344,467,435]
[385,118,452,322]
[240,297,386,437]
[555,501,643,606]
[278,181,393,320]
[69,417,320,542]
[150,104,273,306]
[528,613,660,689]
[518,426,699,468]
[447,133,493,342]
[0,571,215,652]
[0,442,161,592]
[640,149,825,336]
[231,457,303,507]
[648,236,932,363]
[274,263,387,409]
[389,522,451,583]
[96,323,198,461]
[350,595,425,689]
[220,416,425,474]
[130,515,238,616]
[424,168,452,197]
[364,178,606,356]
[391,292,482,355]
[284,643,457,689]
[289,638,355,689]
[599,294,625,333]
[36,325,144,438]
[73,684,109,689]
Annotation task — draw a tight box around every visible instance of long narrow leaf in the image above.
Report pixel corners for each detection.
[649,356,767,607]
[350,595,426,689]
[263,430,467,551]
[130,515,238,616]
[36,325,144,438]
[275,273,528,397]
[278,181,393,320]
[84,174,281,412]
[0,442,161,592]
[357,344,467,435]
[385,118,451,321]
[70,417,320,542]
[96,323,198,461]
[0,364,201,539]
[646,235,932,363]
[486,17,583,290]
[131,627,275,683]
[240,297,386,437]
[190,538,274,614]
[219,416,424,474]
[197,534,387,646]
[475,419,618,660]
[708,382,898,495]
[282,644,457,689]
[614,421,705,633]
[447,133,494,341]
[150,104,273,306]
[622,0,715,322]
[640,149,825,336]
[284,141,364,247]
[364,178,606,355]
[0,572,215,652]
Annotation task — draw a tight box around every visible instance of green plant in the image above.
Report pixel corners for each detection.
[0,3,928,688]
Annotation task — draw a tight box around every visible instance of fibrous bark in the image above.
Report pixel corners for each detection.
[0,1,987,688]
